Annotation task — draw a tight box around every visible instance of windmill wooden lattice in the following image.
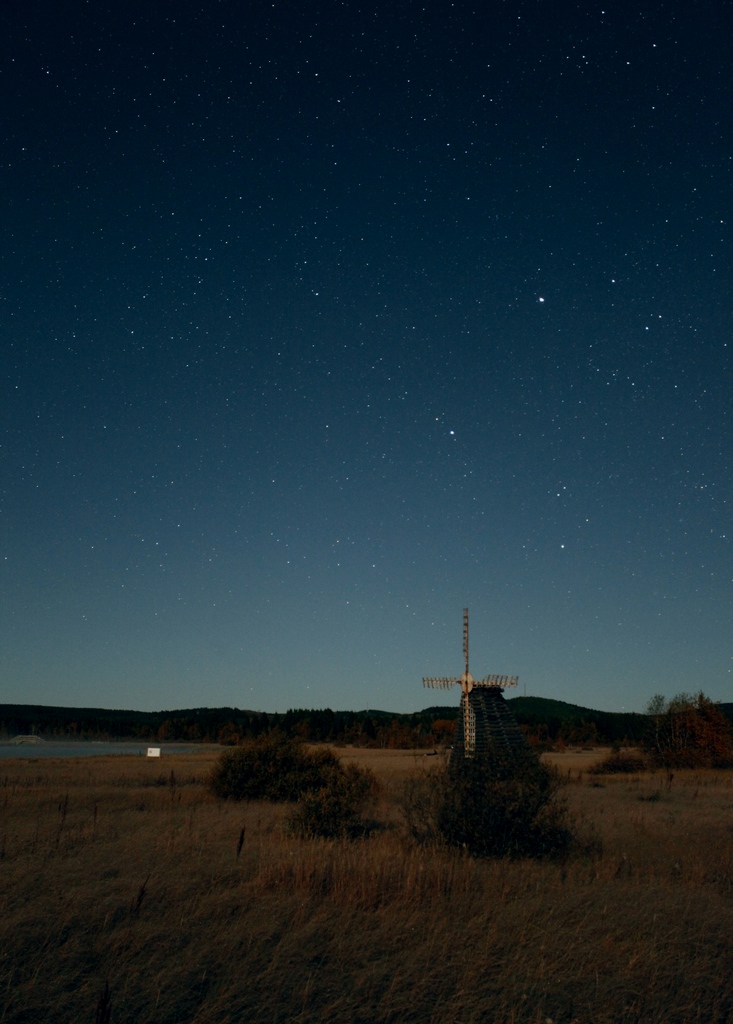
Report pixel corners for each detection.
[423,609,525,759]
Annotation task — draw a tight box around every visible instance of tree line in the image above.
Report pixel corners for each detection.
[1,696,731,755]
[0,703,454,748]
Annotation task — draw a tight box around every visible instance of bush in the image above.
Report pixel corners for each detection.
[209,733,342,802]
[210,733,378,840]
[288,762,377,840]
[402,747,577,860]
[588,751,647,775]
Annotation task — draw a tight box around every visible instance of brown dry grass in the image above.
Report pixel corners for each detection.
[1,747,732,1023]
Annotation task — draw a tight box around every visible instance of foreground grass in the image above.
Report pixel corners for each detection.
[0,750,732,1023]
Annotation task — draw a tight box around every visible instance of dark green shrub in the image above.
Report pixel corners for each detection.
[288,762,377,839]
[210,734,378,838]
[209,733,341,802]
[402,747,576,860]
[441,749,574,859]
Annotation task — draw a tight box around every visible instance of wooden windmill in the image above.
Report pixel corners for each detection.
[423,609,525,759]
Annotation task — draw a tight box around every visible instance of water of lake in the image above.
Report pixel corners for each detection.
[0,742,216,760]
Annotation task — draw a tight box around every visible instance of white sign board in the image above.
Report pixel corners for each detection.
[147,747,161,758]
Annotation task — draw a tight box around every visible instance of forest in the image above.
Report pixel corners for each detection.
[4,696,730,750]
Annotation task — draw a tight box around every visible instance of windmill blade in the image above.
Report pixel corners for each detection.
[422,676,461,689]
[477,674,520,688]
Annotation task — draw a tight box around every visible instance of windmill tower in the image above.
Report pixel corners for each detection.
[423,609,525,759]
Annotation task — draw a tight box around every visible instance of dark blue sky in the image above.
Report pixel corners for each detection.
[2,1,730,713]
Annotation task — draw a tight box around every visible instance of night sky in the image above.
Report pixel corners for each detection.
[2,1,731,715]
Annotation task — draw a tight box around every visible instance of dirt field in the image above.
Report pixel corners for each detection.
[543,745,617,771]
[328,742,613,776]
[340,743,616,775]
[1,746,732,1023]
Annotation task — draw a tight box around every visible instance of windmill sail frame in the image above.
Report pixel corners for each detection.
[422,609,523,758]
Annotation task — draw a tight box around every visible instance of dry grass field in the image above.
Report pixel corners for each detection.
[1,746,732,1023]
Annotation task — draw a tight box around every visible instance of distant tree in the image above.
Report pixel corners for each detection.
[217,722,241,746]
[431,719,456,746]
[157,719,176,742]
[644,692,733,768]
[559,719,599,747]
